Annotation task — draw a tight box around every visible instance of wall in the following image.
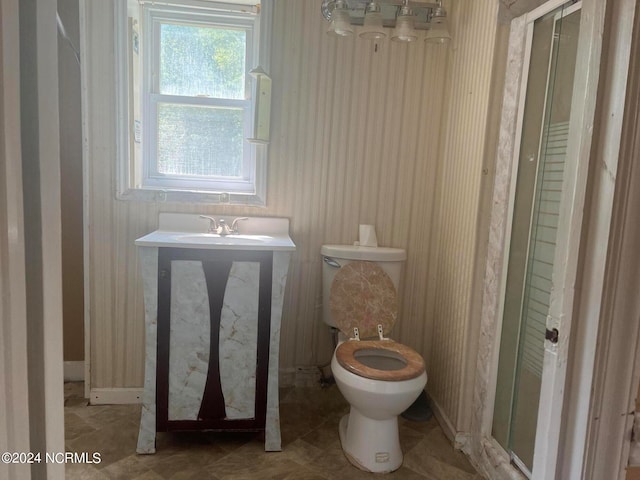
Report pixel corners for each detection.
[83,0,449,390]
[427,0,500,434]
[58,0,84,363]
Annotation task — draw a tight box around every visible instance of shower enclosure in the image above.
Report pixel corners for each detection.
[492,1,582,476]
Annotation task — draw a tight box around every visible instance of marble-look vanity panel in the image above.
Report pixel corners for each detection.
[219,262,259,419]
[137,247,159,454]
[264,251,292,451]
[168,261,210,421]
[166,261,261,421]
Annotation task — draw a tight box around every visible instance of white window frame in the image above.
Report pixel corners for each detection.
[143,6,256,192]
[114,0,270,205]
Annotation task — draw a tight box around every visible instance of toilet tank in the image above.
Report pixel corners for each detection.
[320,244,407,328]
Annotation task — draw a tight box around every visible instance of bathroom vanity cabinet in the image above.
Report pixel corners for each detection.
[156,247,272,432]
[135,214,295,454]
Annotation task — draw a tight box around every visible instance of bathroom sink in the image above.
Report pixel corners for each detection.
[135,214,296,251]
[175,233,275,246]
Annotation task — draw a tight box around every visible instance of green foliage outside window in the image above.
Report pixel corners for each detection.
[160,23,246,99]
[156,23,247,178]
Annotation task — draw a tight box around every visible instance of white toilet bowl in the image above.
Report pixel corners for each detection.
[331,340,427,473]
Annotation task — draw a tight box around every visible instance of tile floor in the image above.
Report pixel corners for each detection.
[64,382,483,479]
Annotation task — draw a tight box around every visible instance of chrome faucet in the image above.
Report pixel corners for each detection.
[217,219,232,236]
[199,215,248,235]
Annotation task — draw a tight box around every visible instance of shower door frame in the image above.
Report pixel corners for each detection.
[520,3,582,477]
[495,3,583,475]
[466,0,638,479]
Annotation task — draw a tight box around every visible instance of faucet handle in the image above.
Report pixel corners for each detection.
[231,217,249,233]
[199,215,218,233]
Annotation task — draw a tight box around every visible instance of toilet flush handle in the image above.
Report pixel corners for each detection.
[323,256,341,268]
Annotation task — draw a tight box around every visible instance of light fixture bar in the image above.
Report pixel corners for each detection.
[321,0,439,22]
[321,0,450,38]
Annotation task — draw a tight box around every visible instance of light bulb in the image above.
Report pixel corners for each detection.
[391,7,417,43]
[327,4,354,37]
[360,2,386,40]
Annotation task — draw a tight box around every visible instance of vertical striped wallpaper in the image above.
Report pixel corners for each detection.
[427,0,499,431]
[84,0,501,435]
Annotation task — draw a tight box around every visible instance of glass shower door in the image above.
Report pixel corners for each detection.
[492,2,581,476]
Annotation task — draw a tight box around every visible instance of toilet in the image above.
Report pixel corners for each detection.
[321,244,428,473]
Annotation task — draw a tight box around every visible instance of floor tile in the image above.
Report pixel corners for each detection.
[64,382,481,479]
[65,462,109,480]
[404,437,479,480]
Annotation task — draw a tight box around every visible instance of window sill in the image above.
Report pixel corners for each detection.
[116,187,266,207]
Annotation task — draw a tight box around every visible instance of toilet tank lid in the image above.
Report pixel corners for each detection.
[321,244,406,262]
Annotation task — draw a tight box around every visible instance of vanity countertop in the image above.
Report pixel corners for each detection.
[135,213,296,251]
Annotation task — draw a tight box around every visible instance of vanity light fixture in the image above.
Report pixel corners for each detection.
[327,0,355,37]
[321,0,451,44]
[424,2,451,44]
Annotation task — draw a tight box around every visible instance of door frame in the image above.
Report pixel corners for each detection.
[565,2,640,477]
[1,0,67,478]
[0,0,32,475]
[465,0,637,478]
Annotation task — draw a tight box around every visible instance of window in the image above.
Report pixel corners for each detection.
[115,0,271,205]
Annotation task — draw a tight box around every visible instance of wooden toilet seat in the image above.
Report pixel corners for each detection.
[335,340,425,382]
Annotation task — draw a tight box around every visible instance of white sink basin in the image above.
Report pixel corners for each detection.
[178,233,274,245]
[135,214,296,251]
[175,234,279,246]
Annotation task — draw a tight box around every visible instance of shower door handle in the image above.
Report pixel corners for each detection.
[545,328,559,344]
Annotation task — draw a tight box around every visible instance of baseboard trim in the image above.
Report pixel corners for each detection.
[90,388,143,405]
[279,366,321,387]
[64,361,85,382]
[430,396,458,444]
